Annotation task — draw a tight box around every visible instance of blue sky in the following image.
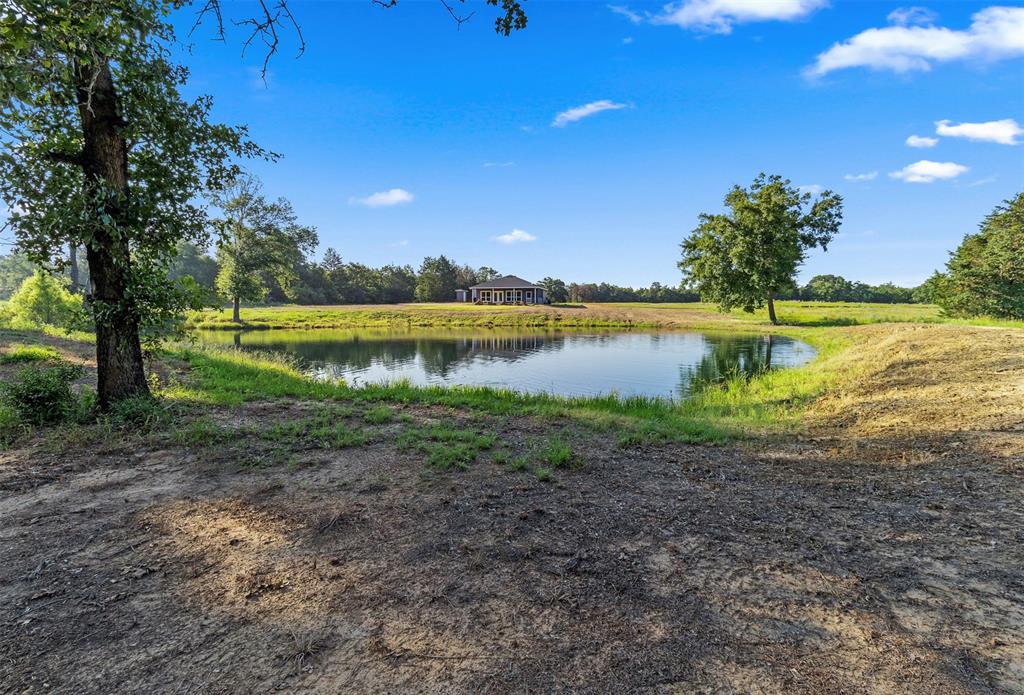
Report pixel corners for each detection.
[174,1,1024,287]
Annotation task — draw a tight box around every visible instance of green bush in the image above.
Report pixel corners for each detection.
[4,270,87,331]
[0,363,85,425]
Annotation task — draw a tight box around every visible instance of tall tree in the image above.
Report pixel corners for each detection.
[679,174,843,324]
[415,255,459,302]
[0,0,264,406]
[935,193,1024,320]
[539,277,568,303]
[213,176,317,322]
[1,0,527,407]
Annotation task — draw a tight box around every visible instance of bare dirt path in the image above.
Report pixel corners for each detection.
[1,325,1022,694]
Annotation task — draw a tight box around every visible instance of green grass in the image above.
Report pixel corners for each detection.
[397,423,497,469]
[165,344,739,442]
[538,437,575,468]
[187,300,1024,334]
[187,304,659,331]
[0,343,62,364]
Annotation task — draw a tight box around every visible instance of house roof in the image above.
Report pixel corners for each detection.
[469,275,544,290]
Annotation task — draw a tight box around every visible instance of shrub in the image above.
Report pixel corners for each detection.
[0,363,85,425]
[5,271,87,331]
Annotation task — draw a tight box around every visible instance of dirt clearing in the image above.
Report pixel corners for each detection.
[0,324,1022,693]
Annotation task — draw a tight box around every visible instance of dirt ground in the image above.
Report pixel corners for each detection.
[0,325,1022,694]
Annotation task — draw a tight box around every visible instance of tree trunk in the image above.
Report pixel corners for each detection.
[766,292,778,325]
[76,60,150,408]
[68,243,80,292]
[233,296,241,323]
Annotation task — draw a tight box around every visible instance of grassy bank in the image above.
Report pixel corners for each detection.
[160,322,852,443]
[182,300,1024,333]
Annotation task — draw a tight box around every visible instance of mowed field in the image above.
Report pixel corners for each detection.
[187,300,959,331]
[1,304,1022,693]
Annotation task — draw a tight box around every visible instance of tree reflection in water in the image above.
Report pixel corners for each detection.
[201,328,810,399]
[679,334,777,397]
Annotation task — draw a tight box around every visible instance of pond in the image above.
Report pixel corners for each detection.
[194,328,815,400]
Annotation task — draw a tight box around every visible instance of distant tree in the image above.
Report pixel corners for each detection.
[4,271,85,331]
[912,272,946,304]
[680,174,843,324]
[477,266,501,283]
[168,241,219,299]
[0,251,36,300]
[803,274,852,302]
[377,265,418,303]
[539,277,569,303]
[213,177,318,321]
[415,255,459,302]
[935,193,1024,320]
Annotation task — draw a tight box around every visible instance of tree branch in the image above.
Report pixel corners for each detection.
[44,150,85,167]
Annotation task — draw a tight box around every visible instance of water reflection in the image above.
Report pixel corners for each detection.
[196,328,813,400]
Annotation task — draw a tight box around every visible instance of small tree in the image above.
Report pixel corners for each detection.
[213,177,318,322]
[680,174,843,324]
[5,270,85,331]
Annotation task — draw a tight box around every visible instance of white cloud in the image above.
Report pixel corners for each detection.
[622,36,635,44]
[389,239,409,247]
[493,229,537,244]
[887,6,938,27]
[798,183,823,195]
[906,134,939,148]
[889,160,968,183]
[807,6,1024,76]
[483,161,515,168]
[633,0,827,34]
[349,188,414,207]
[935,118,1022,144]
[968,175,998,187]
[552,100,629,127]
[608,4,643,23]
[844,171,878,181]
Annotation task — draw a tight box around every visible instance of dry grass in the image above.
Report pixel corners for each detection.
[806,324,1024,446]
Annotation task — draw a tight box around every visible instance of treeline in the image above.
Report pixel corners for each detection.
[776,275,922,304]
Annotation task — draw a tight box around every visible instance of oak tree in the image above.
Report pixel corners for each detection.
[679,174,843,324]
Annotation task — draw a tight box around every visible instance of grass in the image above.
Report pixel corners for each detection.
[0,343,62,364]
[167,317,867,441]
[397,423,498,469]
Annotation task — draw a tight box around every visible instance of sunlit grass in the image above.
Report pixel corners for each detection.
[0,343,62,364]
[187,300,1024,333]
[162,331,855,441]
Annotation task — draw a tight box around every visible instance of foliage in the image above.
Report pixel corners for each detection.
[934,193,1024,320]
[568,281,698,303]
[0,362,85,425]
[679,174,843,322]
[0,342,61,364]
[4,271,86,331]
[168,241,219,300]
[540,277,569,303]
[0,251,36,300]
[792,274,917,304]
[415,255,460,302]
[213,176,318,313]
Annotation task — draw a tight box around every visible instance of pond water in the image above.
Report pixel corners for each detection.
[194,328,815,400]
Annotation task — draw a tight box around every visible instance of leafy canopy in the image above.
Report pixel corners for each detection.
[935,193,1024,320]
[213,176,318,305]
[3,269,86,331]
[0,0,267,337]
[679,173,843,314]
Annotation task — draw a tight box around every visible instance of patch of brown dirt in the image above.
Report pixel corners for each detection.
[0,326,1022,693]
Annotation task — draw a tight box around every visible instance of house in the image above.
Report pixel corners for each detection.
[458,275,547,304]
